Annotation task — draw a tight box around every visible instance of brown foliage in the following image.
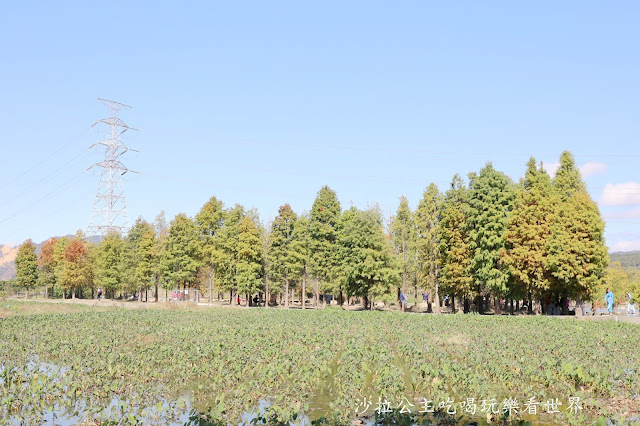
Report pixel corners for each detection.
[65,239,87,262]
[38,237,57,268]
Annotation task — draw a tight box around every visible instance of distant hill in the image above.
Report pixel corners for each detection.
[0,235,103,280]
[610,251,640,269]
[0,244,19,280]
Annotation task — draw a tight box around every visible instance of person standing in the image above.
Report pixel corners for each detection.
[605,288,614,315]
[627,292,635,315]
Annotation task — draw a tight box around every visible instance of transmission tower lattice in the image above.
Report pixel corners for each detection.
[87,98,139,237]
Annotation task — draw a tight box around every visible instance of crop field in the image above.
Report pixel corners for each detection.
[1,301,639,425]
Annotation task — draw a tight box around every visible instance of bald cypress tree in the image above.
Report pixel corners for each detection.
[415,183,442,313]
[504,158,557,313]
[438,174,473,312]
[195,196,226,303]
[338,207,398,309]
[548,153,608,314]
[165,214,201,291]
[268,204,298,308]
[219,204,246,304]
[466,164,515,315]
[15,240,38,299]
[309,186,341,306]
[389,196,417,311]
[236,215,263,306]
[554,151,586,201]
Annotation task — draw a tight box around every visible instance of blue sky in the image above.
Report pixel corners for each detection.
[1,1,639,251]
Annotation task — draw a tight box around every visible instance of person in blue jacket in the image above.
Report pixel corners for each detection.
[605,288,614,315]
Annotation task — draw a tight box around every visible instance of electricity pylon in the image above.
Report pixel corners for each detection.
[87,98,138,237]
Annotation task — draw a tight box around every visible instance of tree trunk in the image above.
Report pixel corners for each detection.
[510,299,514,315]
[302,273,306,310]
[451,295,456,313]
[363,294,369,310]
[433,266,441,314]
[139,287,143,302]
[561,294,569,315]
[401,272,406,312]
[476,294,483,314]
[516,300,519,312]
[71,289,75,300]
[464,298,470,314]
[285,278,289,308]
[493,296,501,315]
[26,288,30,299]
[539,298,545,315]
[208,273,213,304]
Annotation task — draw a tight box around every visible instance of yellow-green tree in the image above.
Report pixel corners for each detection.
[438,174,473,311]
[96,232,124,300]
[15,239,38,298]
[389,196,417,311]
[503,158,557,313]
[547,151,608,314]
[236,215,263,305]
[415,183,442,313]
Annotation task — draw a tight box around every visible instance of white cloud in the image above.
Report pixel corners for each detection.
[541,162,560,177]
[600,182,640,206]
[610,240,640,252]
[579,162,608,178]
[541,161,607,179]
[604,208,640,220]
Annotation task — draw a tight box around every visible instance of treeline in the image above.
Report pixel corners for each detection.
[13,151,636,313]
[610,251,640,269]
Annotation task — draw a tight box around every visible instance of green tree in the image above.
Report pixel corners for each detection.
[165,214,201,291]
[219,204,246,304]
[338,207,398,309]
[124,218,156,301]
[96,232,124,300]
[291,214,312,309]
[15,239,38,298]
[389,196,417,311]
[236,215,263,304]
[268,204,298,308]
[438,174,474,311]
[553,150,586,201]
[153,211,170,301]
[195,196,226,303]
[415,183,442,313]
[466,163,515,314]
[547,191,608,314]
[309,186,341,306]
[503,159,557,313]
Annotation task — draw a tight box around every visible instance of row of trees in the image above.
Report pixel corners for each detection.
[14,151,624,313]
[390,152,610,315]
